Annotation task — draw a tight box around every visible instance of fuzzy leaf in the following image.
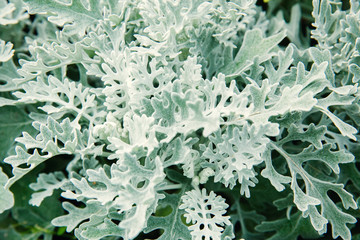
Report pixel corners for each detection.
[144,170,192,240]
[202,124,269,197]
[180,188,233,240]
[316,92,358,140]
[29,172,67,207]
[0,167,14,214]
[58,154,165,239]
[221,28,286,77]
[13,76,98,126]
[52,201,106,232]
[266,126,357,240]
[0,40,14,62]
[160,136,200,178]
[4,117,79,188]
[23,0,103,35]
[0,0,27,25]
[107,114,158,156]
[0,59,21,92]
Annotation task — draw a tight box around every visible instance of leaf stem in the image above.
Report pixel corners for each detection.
[158,184,183,191]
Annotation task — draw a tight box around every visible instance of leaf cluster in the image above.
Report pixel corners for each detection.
[1,0,360,239]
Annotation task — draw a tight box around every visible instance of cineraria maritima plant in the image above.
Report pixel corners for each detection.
[1,0,360,239]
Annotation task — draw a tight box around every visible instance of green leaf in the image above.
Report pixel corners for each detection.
[0,106,34,161]
[256,211,320,240]
[144,170,192,240]
[230,199,266,240]
[12,195,63,229]
[5,164,63,239]
[339,162,360,190]
[0,227,22,240]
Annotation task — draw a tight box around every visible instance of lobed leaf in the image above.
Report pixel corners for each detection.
[180,188,233,240]
[23,0,103,35]
[0,167,14,214]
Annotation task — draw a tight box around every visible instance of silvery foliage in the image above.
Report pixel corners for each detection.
[0,0,360,239]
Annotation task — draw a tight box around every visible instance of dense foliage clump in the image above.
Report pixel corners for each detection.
[1,0,360,239]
